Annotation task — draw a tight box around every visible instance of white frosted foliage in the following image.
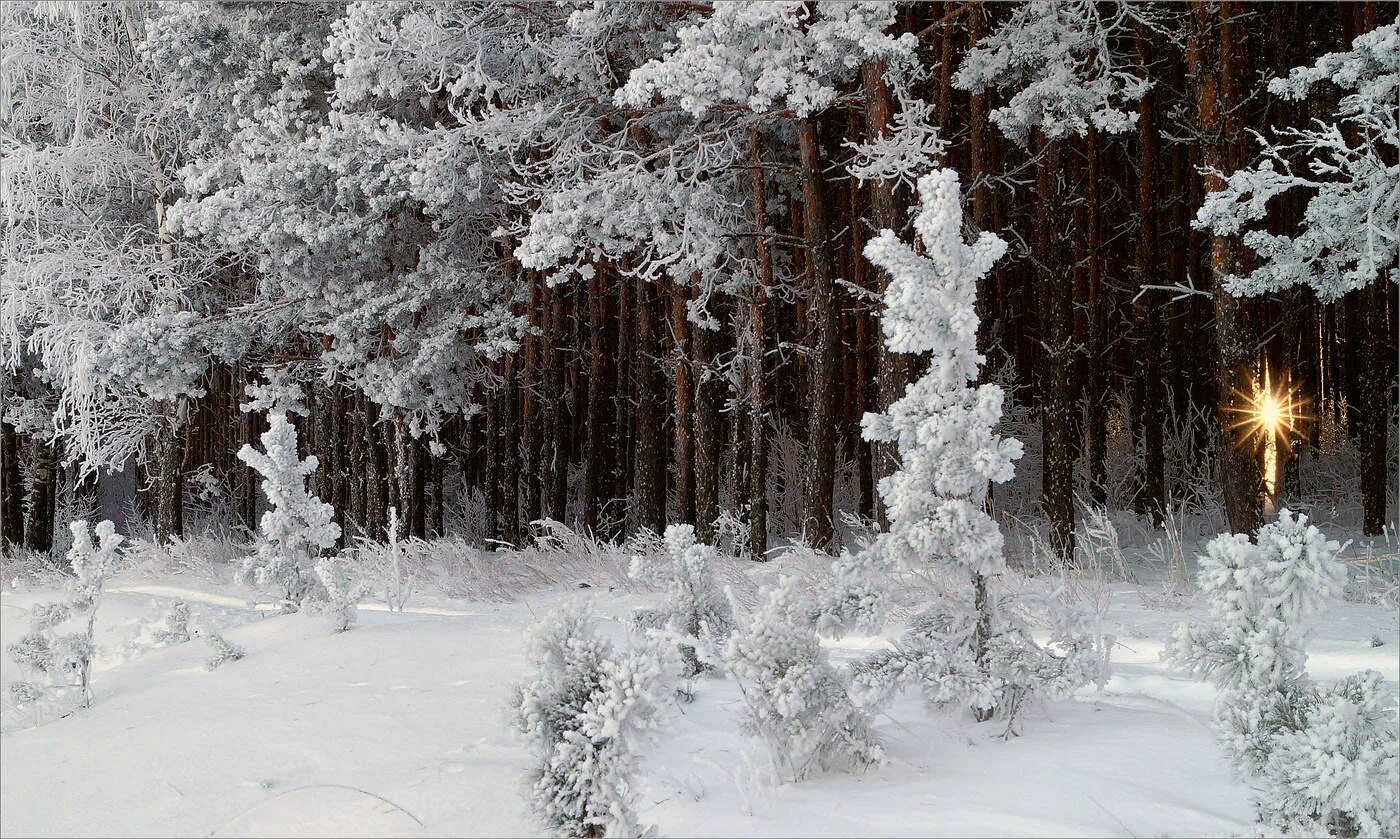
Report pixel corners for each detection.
[237,410,341,608]
[861,169,1019,578]
[511,604,682,838]
[628,524,735,676]
[1165,509,1397,837]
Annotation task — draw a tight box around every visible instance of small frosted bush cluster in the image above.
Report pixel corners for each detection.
[313,555,369,632]
[1165,509,1398,838]
[511,604,682,838]
[726,576,882,781]
[628,524,734,675]
[203,631,246,671]
[7,520,123,710]
[152,600,193,646]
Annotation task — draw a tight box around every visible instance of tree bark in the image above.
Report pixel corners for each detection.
[862,61,908,529]
[1191,0,1264,534]
[1135,39,1166,526]
[797,117,839,551]
[544,282,569,523]
[670,279,696,525]
[631,279,666,534]
[154,399,187,545]
[1358,279,1391,535]
[1,417,22,548]
[693,313,720,542]
[24,435,57,555]
[1034,134,1076,564]
[747,133,774,560]
[581,267,610,534]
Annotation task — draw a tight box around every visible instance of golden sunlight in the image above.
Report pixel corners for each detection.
[1227,368,1309,511]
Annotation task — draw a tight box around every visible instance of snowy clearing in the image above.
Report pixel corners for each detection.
[3,557,1394,838]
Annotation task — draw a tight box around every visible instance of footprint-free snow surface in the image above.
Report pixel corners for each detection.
[2,569,1395,837]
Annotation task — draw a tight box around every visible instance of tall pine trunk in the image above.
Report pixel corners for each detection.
[862,61,908,529]
[670,279,696,525]
[797,117,838,551]
[581,268,609,534]
[1135,42,1166,526]
[1034,135,1076,564]
[693,316,720,542]
[1191,0,1263,534]
[1,418,22,548]
[154,399,187,545]
[631,279,666,534]
[746,133,774,559]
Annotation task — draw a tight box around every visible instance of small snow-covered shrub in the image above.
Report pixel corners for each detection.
[511,604,682,838]
[726,576,882,782]
[1165,509,1398,838]
[202,631,246,671]
[151,600,193,646]
[628,524,734,675]
[6,520,123,710]
[237,409,341,610]
[313,555,368,632]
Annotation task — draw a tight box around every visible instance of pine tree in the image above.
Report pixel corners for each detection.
[237,410,340,609]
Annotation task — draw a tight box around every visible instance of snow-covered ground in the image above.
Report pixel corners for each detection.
[2,554,1396,838]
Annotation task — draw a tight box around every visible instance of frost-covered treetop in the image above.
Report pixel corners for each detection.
[238,410,341,561]
[861,170,1021,577]
[1196,22,1398,299]
[863,169,1007,386]
[953,0,1152,146]
[616,1,916,119]
[1197,509,1346,628]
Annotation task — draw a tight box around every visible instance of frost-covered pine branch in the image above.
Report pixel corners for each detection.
[1195,22,1398,299]
[953,0,1154,146]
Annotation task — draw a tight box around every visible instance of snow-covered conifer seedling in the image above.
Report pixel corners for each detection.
[7,521,123,712]
[727,576,883,782]
[511,605,682,837]
[837,168,1109,728]
[151,599,193,646]
[1165,509,1398,837]
[237,408,341,611]
[628,523,735,676]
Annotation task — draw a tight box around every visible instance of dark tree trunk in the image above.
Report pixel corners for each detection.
[1358,280,1391,535]
[747,132,774,560]
[154,399,187,545]
[545,283,569,523]
[1192,0,1264,534]
[24,435,57,555]
[1035,134,1076,564]
[670,279,696,525]
[862,60,908,530]
[1135,41,1166,526]
[797,117,839,551]
[631,280,666,534]
[581,267,610,535]
[693,315,720,542]
[1,418,22,547]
